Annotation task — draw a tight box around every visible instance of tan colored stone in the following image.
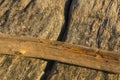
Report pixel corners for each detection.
[49,0,120,80]
[0,0,69,79]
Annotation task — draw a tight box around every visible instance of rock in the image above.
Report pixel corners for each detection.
[48,0,120,80]
[0,55,47,80]
[0,0,69,40]
[0,0,70,79]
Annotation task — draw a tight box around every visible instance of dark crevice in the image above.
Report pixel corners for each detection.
[0,0,16,27]
[40,0,73,80]
[0,10,10,26]
[92,0,97,10]
[105,0,114,14]
[23,0,36,12]
[102,0,105,6]
[102,18,108,28]
[41,61,54,80]
[0,0,5,6]
[57,0,72,41]
[103,72,109,80]
[97,19,108,48]
[4,10,10,24]
[89,20,95,34]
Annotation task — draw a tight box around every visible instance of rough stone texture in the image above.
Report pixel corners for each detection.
[0,0,69,40]
[48,0,120,80]
[0,0,69,80]
[0,55,46,80]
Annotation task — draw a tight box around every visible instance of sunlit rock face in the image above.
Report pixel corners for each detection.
[0,0,70,80]
[49,0,120,80]
[0,0,70,40]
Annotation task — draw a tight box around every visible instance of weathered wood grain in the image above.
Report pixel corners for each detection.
[0,35,119,73]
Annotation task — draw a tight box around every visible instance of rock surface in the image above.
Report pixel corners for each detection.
[0,0,69,40]
[0,0,69,80]
[48,0,120,80]
[0,0,120,80]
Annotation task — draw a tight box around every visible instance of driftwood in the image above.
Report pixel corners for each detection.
[0,35,119,73]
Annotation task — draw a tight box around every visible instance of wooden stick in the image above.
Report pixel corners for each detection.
[0,34,119,73]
